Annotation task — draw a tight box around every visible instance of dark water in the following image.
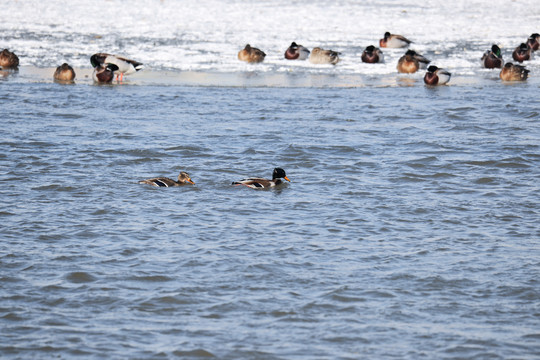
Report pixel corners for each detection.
[1,78,539,359]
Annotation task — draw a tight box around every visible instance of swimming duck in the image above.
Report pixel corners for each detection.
[0,49,19,69]
[379,32,412,48]
[499,62,529,81]
[526,33,539,51]
[90,53,144,81]
[92,63,119,83]
[361,45,384,63]
[481,44,503,69]
[424,65,451,85]
[53,63,76,82]
[238,44,266,63]
[512,43,532,62]
[397,50,423,73]
[284,42,310,60]
[309,47,340,65]
[232,168,291,189]
[139,171,195,187]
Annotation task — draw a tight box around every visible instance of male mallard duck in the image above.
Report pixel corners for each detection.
[526,33,539,51]
[0,49,19,69]
[512,43,532,62]
[424,65,451,85]
[499,62,529,81]
[397,50,423,73]
[284,42,310,60]
[309,47,340,65]
[238,44,266,63]
[481,44,503,69]
[53,63,76,82]
[139,171,195,187]
[361,45,384,63]
[90,53,144,81]
[92,63,119,83]
[379,32,412,48]
[232,168,291,189]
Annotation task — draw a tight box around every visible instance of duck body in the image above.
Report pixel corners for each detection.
[379,32,411,48]
[238,44,266,63]
[482,44,503,69]
[284,42,310,60]
[90,53,144,81]
[361,45,383,63]
[424,65,451,85]
[397,51,420,73]
[53,63,76,82]
[309,47,340,65]
[527,33,540,51]
[92,63,119,83]
[139,171,195,187]
[512,43,532,62]
[0,49,19,69]
[232,168,290,189]
[499,62,529,81]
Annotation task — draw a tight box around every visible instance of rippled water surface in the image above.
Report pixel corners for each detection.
[1,79,540,359]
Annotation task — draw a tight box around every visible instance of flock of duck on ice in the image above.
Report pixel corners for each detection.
[1,31,538,85]
[1,32,538,189]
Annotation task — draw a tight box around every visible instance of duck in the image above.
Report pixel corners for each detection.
[379,32,412,48]
[284,42,310,60]
[0,49,19,69]
[526,33,539,51]
[397,50,423,73]
[499,62,529,81]
[309,47,340,65]
[361,45,384,63]
[232,168,291,189]
[92,63,119,83]
[139,171,195,187]
[481,44,503,69]
[53,63,76,82]
[90,53,144,81]
[512,43,532,62]
[238,44,266,63]
[423,65,451,85]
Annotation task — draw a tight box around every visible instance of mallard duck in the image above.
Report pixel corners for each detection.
[379,32,412,48]
[526,33,539,51]
[397,50,422,73]
[481,44,503,69]
[139,171,195,187]
[238,44,266,63]
[90,53,144,81]
[284,42,310,60]
[0,49,19,69]
[232,168,291,189]
[309,47,340,65]
[512,43,532,62]
[92,63,119,83]
[53,63,76,82]
[499,62,529,81]
[424,65,451,85]
[361,45,384,63]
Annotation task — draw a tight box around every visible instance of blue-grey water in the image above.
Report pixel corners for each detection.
[1,77,539,359]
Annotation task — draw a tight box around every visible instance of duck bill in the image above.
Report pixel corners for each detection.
[188,179,195,185]
[284,176,291,182]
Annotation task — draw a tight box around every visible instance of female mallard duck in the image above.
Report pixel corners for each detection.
[361,45,384,63]
[424,65,451,85]
[139,171,195,187]
[481,44,503,69]
[397,50,424,73]
[0,49,19,69]
[92,63,119,83]
[284,42,310,60]
[238,44,266,63]
[499,62,529,81]
[232,168,291,189]
[309,47,340,65]
[90,53,144,81]
[53,63,76,82]
[379,32,412,48]
[512,43,532,62]
[526,33,539,51]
